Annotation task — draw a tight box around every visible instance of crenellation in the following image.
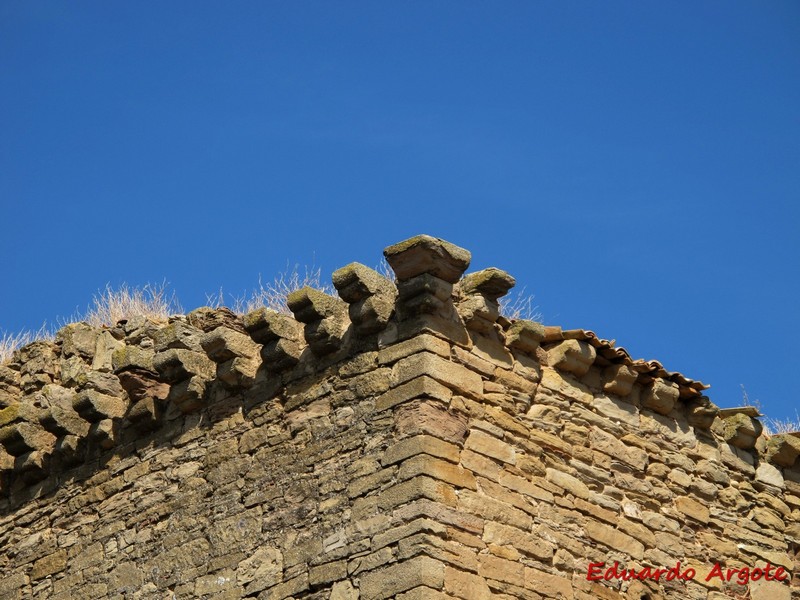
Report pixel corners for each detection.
[0,234,797,599]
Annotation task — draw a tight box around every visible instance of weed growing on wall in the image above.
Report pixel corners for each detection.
[84,282,182,327]
[499,286,542,322]
[214,264,335,316]
[0,324,52,364]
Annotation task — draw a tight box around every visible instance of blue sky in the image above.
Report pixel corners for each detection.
[1,2,798,421]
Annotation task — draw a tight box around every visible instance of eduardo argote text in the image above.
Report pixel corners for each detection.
[587,561,789,586]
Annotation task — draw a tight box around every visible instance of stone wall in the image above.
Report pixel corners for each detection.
[0,235,798,599]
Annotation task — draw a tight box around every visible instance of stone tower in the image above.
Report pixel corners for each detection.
[0,235,797,599]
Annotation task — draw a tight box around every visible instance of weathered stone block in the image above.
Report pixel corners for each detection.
[584,521,644,559]
[153,348,216,383]
[478,553,524,588]
[524,567,573,599]
[111,345,155,374]
[30,549,67,580]
[378,334,451,364]
[167,375,208,414]
[382,434,461,466]
[685,395,719,429]
[546,339,596,376]
[484,521,554,561]
[0,422,56,456]
[392,352,483,399]
[444,567,492,600]
[398,455,477,490]
[384,235,471,283]
[201,327,260,363]
[464,429,516,465]
[504,319,545,353]
[546,467,591,500]
[152,320,204,352]
[712,412,763,450]
[57,322,99,359]
[602,363,638,397]
[764,434,800,468]
[72,390,128,422]
[359,555,446,600]
[674,495,710,523]
[376,376,452,411]
[641,379,679,415]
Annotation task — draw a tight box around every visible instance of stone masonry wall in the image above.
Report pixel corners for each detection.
[0,235,798,599]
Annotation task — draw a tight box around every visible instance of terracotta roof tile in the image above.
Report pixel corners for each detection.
[537,325,709,398]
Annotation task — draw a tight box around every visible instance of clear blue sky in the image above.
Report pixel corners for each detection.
[1,2,798,422]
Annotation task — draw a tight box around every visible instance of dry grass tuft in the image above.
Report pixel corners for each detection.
[84,282,182,327]
[374,257,397,283]
[0,330,34,364]
[499,286,542,322]
[763,412,800,435]
[0,324,52,364]
[223,264,335,315]
[1,283,178,363]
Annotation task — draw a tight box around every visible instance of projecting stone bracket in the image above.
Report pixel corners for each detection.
[456,268,515,334]
[153,349,216,383]
[641,379,680,416]
[382,236,472,347]
[332,262,397,335]
[505,320,545,354]
[153,347,216,414]
[0,421,56,457]
[685,396,719,430]
[602,364,638,397]
[244,308,306,372]
[546,339,596,377]
[200,327,262,388]
[288,287,350,356]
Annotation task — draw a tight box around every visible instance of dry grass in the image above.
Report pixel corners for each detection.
[1,283,178,364]
[374,257,397,282]
[0,330,35,364]
[84,282,182,327]
[217,264,334,315]
[0,324,52,364]
[499,286,542,322]
[762,412,800,435]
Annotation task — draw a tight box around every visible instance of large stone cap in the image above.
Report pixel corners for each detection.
[383,235,471,283]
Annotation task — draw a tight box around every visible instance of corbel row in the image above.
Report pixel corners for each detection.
[536,326,720,430]
[2,233,796,492]
[0,261,403,491]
